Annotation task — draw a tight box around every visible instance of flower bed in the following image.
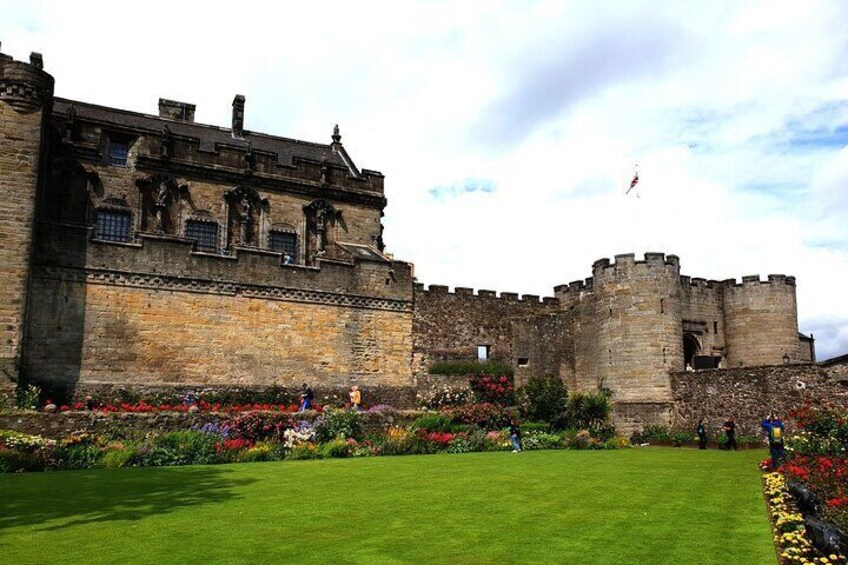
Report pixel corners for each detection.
[0,404,630,473]
[763,472,846,564]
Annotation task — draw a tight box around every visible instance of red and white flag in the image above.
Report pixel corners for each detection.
[626,172,639,195]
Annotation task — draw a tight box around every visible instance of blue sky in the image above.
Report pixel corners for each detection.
[2,0,847,359]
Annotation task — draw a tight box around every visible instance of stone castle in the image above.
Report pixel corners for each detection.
[0,48,818,426]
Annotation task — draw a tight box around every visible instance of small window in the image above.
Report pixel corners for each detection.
[107,139,129,167]
[95,210,131,242]
[517,357,529,367]
[713,321,718,334]
[186,220,219,253]
[477,345,490,361]
[269,230,298,263]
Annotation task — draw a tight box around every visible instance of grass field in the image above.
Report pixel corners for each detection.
[0,448,775,564]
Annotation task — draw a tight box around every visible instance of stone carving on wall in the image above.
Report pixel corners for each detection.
[136,174,187,234]
[303,199,341,264]
[225,186,268,248]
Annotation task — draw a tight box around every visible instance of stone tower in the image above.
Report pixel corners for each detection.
[585,253,683,402]
[0,47,54,384]
[722,275,800,367]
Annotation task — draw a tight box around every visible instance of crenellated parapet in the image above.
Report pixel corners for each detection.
[0,48,54,114]
[414,283,558,307]
[591,252,680,284]
[720,274,796,288]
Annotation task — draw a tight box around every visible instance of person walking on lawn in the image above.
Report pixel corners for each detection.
[697,417,708,450]
[722,416,738,451]
[509,420,522,452]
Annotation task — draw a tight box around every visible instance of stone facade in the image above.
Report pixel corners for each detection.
[0,49,818,428]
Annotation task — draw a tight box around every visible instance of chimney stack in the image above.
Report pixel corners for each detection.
[158,98,195,122]
[232,94,245,138]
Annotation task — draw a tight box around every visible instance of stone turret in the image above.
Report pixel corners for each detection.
[582,252,682,402]
[0,46,55,384]
[722,275,799,367]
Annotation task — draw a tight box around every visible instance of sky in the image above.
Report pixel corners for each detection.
[2,0,847,359]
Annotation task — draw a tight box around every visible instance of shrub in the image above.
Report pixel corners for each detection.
[428,360,514,377]
[521,422,552,434]
[641,425,671,442]
[15,384,41,410]
[469,374,515,405]
[450,403,513,431]
[235,442,281,463]
[228,413,291,443]
[518,375,569,428]
[287,443,322,460]
[604,436,631,450]
[410,412,456,433]
[51,444,103,470]
[483,430,512,451]
[446,435,473,454]
[101,443,139,468]
[672,432,693,447]
[566,392,611,429]
[418,386,472,410]
[566,430,594,450]
[522,432,563,451]
[320,438,353,459]
[314,408,362,442]
[142,431,219,467]
[0,448,44,472]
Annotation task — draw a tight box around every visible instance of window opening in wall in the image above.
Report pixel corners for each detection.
[517,357,529,367]
[477,345,490,361]
[269,231,298,263]
[186,220,219,253]
[660,298,664,313]
[713,321,718,334]
[95,210,131,242]
[107,139,129,167]
[609,307,613,318]
[662,347,667,363]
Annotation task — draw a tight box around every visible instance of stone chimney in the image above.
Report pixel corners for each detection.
[158,98,196,122]
[232,94,245,138]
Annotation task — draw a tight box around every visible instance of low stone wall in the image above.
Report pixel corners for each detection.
[0,409,424,440]
[670,364,848,435]
[611,402,674,435]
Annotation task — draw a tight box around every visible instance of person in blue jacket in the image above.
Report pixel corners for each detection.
[761,413,785,470]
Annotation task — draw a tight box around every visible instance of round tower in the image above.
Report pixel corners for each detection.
[722,275,800,367]
[0,47,55,382]
[587,252,682,402]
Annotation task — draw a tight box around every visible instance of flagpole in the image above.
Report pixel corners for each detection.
[625,162,640,252]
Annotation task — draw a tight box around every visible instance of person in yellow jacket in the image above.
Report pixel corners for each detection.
[349,385,362,411]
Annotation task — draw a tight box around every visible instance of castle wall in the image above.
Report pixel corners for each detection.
[722,275,799,367]
[412,284,560,376]
[670,364,848,435]
[0,53,53,383]
[26,227,414,392]
[570,253,683,402]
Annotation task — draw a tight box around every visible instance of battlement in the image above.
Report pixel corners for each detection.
[414,283,557,306]
[553,277,596,296]
[679,276,721,289]
[721,274,797,288]
[0,45,54,113]
[591,251,680,281]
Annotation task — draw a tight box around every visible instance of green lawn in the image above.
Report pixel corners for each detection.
[0,448,775,564]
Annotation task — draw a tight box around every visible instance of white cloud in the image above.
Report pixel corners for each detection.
[2,0,847,358]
